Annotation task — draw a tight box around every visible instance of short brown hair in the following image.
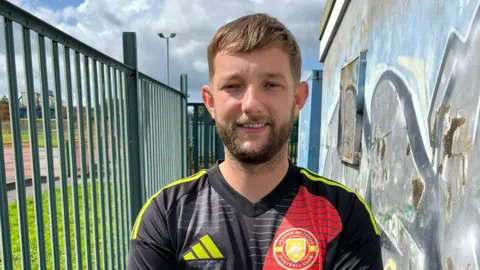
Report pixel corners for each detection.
[207,13,302,83]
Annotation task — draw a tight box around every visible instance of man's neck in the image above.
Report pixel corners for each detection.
[218,150,290,203]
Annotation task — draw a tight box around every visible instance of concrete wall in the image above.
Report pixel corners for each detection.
[303,0,480,268]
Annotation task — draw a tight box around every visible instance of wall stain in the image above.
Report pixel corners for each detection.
[411,177,424,210]
[447,257,453,270]
[406,142,411,156]
[443,116,465,158]
[380,138,386,160]
[446,183,452,213]
[450,153,467,186]
[465,137,472,154]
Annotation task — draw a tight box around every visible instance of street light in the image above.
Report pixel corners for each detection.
[158,32,176,86]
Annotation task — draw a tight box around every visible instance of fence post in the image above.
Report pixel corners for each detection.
[215,128,224,162]
[297,69,322,172]
[123,32,143,230]
[180,74,188,178]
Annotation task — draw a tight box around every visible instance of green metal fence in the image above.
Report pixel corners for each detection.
[0,1,188,269]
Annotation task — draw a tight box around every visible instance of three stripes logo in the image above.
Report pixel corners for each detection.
[183,234,224,261]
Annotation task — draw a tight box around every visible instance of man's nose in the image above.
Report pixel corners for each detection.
[241,85,264,114]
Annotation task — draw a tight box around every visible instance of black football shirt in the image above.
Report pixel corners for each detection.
[127,161,383,269]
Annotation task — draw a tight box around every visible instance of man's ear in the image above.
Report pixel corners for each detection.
[201,85,215,120]
[293,81,309,117]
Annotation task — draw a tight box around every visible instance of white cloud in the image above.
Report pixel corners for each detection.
[193,60,208,73]
[0,0,326,103]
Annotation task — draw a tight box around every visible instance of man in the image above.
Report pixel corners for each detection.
[128,13,383,269]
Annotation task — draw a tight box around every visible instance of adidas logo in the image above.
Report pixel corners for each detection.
[183,234,224,261]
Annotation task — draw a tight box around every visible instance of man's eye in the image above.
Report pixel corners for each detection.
[223,84,240,90]
[265,83,280,88]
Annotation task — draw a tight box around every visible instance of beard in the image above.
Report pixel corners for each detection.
[215,107,295,165]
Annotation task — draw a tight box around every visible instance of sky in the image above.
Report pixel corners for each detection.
[1,0,326,103]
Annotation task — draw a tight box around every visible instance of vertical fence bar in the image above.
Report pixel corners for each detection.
[187,105,191,175]
[102,64,114,269]
[113,70,126,269]
[151,84,155,190]
[138,80,145,197]
[193,106,199,172]
[183,75,189,177]
[142,81,149,196]
[167,90,171,180]
[93,60,108,270]
[139,81,144,197]
[22,25,47,270]
[149,83,154,192]
[38,33,61,270]
[75,51,92,270]
[150,84,154,191]
[215,126,224,162]
[153,84,157,191]
[0,117,13,270]
[84,55,100,270]
[119,72,130,260]
[160,87,165,188]
[153,83,157,192]
[180,78,185,177]
[151,83,155,193]
[123,32,143,231]
[179,75,185,177]
[175,93,179,177]
[170,91,174,179]
[108,67,121,270]
[170,92,175,178]
[203,110,210,169]
[4,17,31,270]
[163,88,167,185]
[156,85,160,190]
[64,46,83,270]
[154,86,159,190]
[52,40,72,270]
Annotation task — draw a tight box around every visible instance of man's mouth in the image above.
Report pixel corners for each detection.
[239,123,267,128]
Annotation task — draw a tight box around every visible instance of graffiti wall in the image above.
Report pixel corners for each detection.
[314,0,480,268]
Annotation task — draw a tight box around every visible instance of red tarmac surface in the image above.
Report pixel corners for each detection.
[3,141,91,187]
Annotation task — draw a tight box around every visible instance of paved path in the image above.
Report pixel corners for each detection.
[4,146,61,185]
[4,141,92,186]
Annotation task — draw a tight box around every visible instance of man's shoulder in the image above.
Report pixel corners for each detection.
[151,170,209,208]
[295,166,379,235]
[295,166,355,198]
[130,170,209,240]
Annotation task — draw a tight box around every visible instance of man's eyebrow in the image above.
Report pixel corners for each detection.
[219,73,242,82]
[263,72,286,80]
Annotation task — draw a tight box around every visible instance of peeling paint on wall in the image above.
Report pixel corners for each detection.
[313,0,480,268]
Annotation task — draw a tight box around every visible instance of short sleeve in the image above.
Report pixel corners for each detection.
[127,193,176,269]
[332,193,383,269]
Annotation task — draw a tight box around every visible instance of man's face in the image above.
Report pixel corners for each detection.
[202,45,308,164]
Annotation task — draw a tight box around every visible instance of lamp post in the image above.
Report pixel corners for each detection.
[158,32,176,86]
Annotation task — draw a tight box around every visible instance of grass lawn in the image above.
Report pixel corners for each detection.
[2,133,59,148]
[2,182,128,270]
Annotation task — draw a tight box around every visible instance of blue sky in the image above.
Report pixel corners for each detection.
[39,0,84,10]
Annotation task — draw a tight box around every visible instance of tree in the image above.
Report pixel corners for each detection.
[0,95,8,104]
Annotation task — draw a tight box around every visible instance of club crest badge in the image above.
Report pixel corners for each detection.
[273,228,319,269]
